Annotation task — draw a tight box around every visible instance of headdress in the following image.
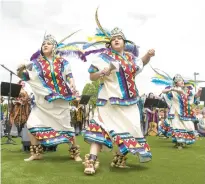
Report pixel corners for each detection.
[82,7,139,58]
[110,27,126,40]
[42,34,58,47]
[173,74,184,83]
[30,30,86,61]
[150,66,205,88]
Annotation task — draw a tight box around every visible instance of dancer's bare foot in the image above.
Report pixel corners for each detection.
[74,155,82,162]
[24,154,43,161]
[178,146,183,150]
[69,145,82,162]
[24,145,43,161]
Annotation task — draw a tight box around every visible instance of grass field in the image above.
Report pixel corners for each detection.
[1,136,205,184]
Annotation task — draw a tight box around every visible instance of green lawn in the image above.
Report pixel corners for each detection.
[1,136,205,184]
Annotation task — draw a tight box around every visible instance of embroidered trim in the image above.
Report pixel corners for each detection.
[31,58,75,102]
[109,97,139,106]
[96,99,107,106]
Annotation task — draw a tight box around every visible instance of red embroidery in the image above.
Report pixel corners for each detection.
[38,57,69,96]
[108,51,137,98]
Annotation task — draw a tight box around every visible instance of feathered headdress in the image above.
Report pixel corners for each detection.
[30,30,86,62]
[82,7,140,58]
[150,65,205,88]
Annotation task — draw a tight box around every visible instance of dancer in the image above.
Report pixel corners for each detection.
[17,33,84,161]
[151,69,202,148]
[82,8,155,175]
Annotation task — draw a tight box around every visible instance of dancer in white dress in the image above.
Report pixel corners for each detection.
[17,33,84,162]
[82,8,155,175]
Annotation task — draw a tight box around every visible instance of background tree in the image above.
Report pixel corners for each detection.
[82,80,101,108]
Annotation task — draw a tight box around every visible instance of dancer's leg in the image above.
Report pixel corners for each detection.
[69,136,82,162]
[84,143,101,175]
[24,131,43,161]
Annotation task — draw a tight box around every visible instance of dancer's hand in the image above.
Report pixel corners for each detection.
[147,49,155,57]
[17,64,26,72]
[70,83,76,93]
[101,67,111,76]
[141,49,155,66]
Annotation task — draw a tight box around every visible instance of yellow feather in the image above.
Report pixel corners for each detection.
[155,74,165,79]
[87,37,93,41]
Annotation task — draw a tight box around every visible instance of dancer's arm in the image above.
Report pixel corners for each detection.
[64,59,77,92]
[141,49,155,66]
[17,64,30,81]
[69,78,76,92]
[162,88,172,94]
[172,88,186,96]
[90,68,110,81]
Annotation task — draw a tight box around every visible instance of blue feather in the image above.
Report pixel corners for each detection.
[57,42,86,49]
[151,78,173,86]
[95,28,111,37]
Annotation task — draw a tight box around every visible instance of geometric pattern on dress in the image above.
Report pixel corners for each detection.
[178,90,194,119]
[29,127,75,146]
[38,58,56,92]
[108,51,137,98]
[38,57,69,96]
[85,119,113,148]
[53,58,68,95]
[110,131,146,155]
[172,129,195,145]
[84,119,152,158]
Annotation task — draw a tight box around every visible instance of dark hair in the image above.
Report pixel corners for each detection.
[40,47,44,56]
[148,93,155,98]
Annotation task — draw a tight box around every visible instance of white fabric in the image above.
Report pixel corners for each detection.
[10,124,18,136]
[164,87,195,116]
[98,102,143,138]
[25,63,74,132]
[163,87,196,132]
[171,114,195,131]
